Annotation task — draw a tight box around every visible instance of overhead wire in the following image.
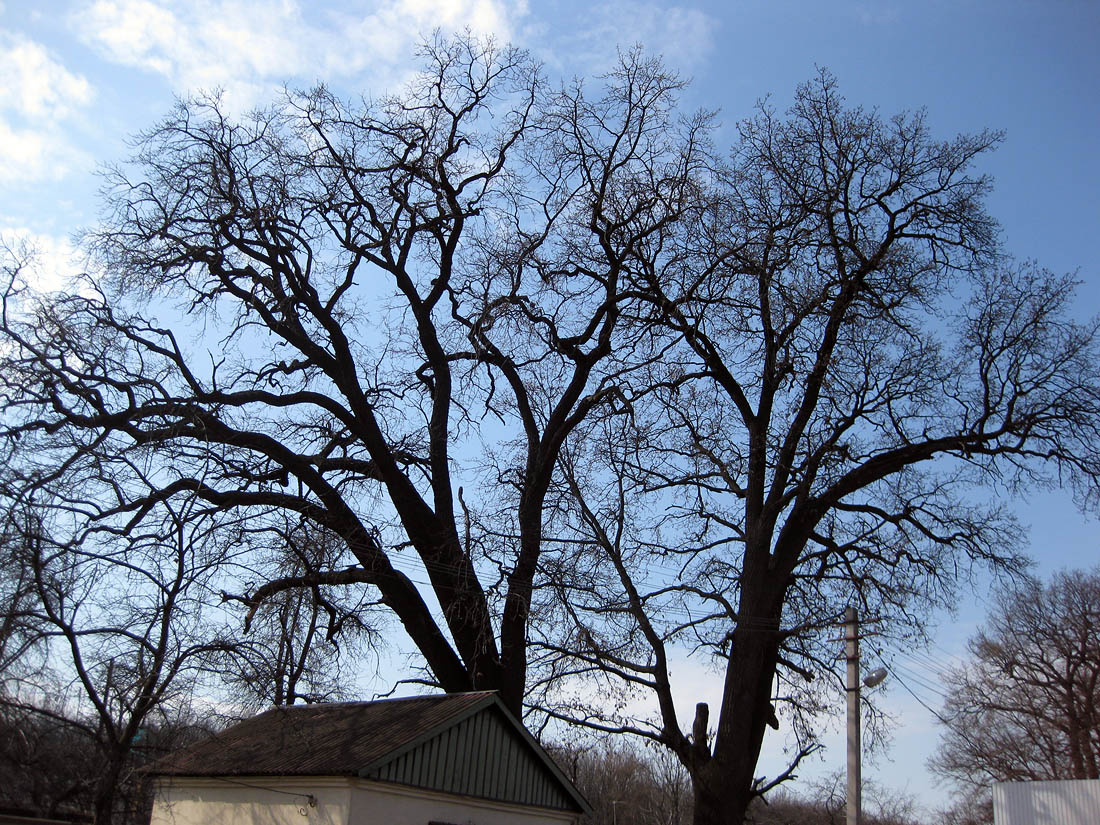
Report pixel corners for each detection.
[889,661,950,703]
[890,668,955,728]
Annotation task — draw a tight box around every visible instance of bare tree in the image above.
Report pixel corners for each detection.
[746,775,922,825]
[551,738,693,825]
[0,496,232,825]
[936,793,994,825]
[529,72,1100,825]
[930,567,1100,822]
[218,521,381,707]
[0,37,705,717]
[0,524,42,691]
[0,696,99,820]
[3,37,1099,825]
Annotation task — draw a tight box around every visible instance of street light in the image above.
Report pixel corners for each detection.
[846,607,888,825]
[863,666,888,688]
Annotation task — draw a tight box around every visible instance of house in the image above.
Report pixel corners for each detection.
[147,691,590,825]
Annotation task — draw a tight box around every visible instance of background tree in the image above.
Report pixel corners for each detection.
[930,568,1100,823]
[0,520,42,695]
[551,739,693,825]
[549,745,924,825]
[0,492,232,825]
[218,520,381,707]
[0,698,99,821]
[746,774,922,825]
[530,72,1100,825]
[936,794,994,825]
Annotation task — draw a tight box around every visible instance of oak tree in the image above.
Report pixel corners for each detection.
[932,568,1100,814]
[529,73,1100,825]
[3,39,1099,825]
[0,37,703,718]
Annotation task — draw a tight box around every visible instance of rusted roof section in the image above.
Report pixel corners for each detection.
[148,691,498,778]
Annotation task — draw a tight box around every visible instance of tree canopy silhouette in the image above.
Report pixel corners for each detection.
[2,36,1099,825]
[521,68,1100,825]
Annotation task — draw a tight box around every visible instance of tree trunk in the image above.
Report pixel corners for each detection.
[688,575,784,825]
[691,760,754,825]
[93,760,122,825]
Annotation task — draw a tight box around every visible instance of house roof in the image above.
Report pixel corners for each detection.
[148,691,590,814]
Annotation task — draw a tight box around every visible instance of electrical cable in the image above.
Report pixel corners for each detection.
[210,775,318,808]
[889,661,949,702]
[890,669,954,728]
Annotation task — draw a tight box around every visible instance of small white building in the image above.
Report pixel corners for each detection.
[993,779,1100,825]
[148,691,590,825]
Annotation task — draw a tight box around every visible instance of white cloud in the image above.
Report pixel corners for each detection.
[541,2,717,75]
[0,121,92,186]
[0,32,94,120]
[71,0,303,102]
[0,32,95,186]
[70,0,528,109]
[382,0,520,35]
[0,227,83,294]
[539,2,712,75]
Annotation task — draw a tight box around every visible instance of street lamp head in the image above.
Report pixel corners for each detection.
[863,666,888,688]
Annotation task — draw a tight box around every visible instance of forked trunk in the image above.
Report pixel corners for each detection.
[688,583,783,825]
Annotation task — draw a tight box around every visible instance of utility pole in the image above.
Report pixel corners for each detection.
[846,605,861,825]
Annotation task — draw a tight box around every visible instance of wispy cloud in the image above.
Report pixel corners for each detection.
[850,1,902,26]
[0,31,95,185]
[0,121,91,185]
[0,226,83,294]
[539,2,717,76]
[0,31,94,118]
[70,0,305,108]
[70,0,529,109]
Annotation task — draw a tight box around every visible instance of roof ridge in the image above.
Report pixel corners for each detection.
[255,690,499,713]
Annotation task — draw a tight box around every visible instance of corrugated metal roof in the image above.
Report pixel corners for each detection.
[147,691,589,813]
[363,702,577,810]
[993,779,1100,825]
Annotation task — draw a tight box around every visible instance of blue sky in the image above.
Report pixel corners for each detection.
[3,0,1098,814]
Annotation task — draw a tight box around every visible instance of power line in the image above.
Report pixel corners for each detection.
[889,661,949,703]
[890,669,953,728]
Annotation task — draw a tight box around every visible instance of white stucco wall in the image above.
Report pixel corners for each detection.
[350,779,578,825]
[150,776,579,825]
[150,777,353,825]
